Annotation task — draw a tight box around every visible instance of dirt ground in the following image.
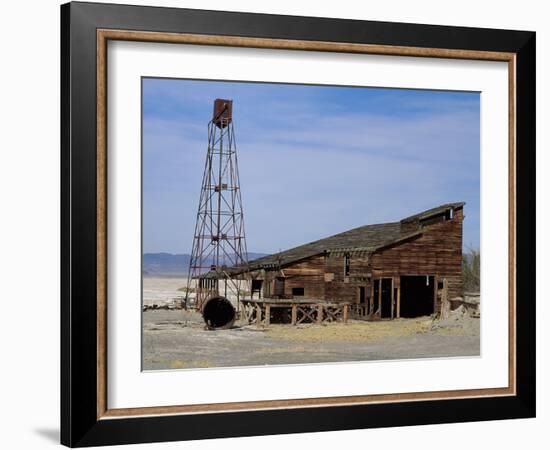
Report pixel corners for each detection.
[142,276,189,306]
[142,309,480,370]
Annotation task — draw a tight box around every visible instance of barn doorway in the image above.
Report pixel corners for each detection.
[358,286,366,304]
[372,279,393,318]
[380,278,392,318]
[400,275,435,318]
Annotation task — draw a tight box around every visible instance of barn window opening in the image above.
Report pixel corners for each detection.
[292,287,305,296]
[251,279,263,298]
[344,253,351,276]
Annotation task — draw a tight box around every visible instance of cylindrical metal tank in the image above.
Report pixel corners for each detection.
[202,295,236,330]
[212,98,233,128]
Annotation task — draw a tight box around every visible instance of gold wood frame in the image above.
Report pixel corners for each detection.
[96,29,516,420]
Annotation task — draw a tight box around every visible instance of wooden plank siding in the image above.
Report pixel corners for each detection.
[324,254,370,303]
[256,206,464,317]
[261,255,326,299]
[370,208,464,312]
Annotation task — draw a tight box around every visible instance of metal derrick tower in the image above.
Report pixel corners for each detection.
[186,99,248,311]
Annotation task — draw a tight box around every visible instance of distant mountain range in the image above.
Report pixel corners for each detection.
[142,252,268,275]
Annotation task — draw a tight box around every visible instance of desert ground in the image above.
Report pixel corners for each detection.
[142,276,480,370]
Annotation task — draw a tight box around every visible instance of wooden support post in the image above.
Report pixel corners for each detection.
[433,275,439,314]
[317,304,323,324]
[396,287,401,318]
[441,278,450,319]
[343,304,349,323]
[256,304,262,327]
[369,285,374,317]
[291,304,297,326]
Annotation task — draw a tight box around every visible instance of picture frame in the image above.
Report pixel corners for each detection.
[60,1,535,447]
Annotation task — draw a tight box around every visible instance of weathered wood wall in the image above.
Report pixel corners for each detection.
[324,254,370,303]
[261,255,326,299]
[370,208,464,309]
[282,255,326,299]
[257,207,464,314]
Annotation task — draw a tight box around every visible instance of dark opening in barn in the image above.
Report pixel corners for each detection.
[251,279,263,298]
[292,287,305,296]
[373,280,379,315]
[270,308,291,324]
[400,275,435,318]
[380,278,393,318]
[358,286,366,305]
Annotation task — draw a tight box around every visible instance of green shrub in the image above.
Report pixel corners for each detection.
[462,247,480,293]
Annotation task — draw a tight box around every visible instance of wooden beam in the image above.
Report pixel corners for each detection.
[369,282,374,317]
[291,304,297,326]
[390,277,395,319]
[433,275,439,314]
[397,286,401,318]
[317,304,323,324]
[343,304,349,323]
[377,279,382,318]
[441,278,450,319]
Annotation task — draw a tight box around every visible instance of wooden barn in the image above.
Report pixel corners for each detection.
[241,202,465,321]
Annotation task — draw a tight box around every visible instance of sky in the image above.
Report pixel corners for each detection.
[142,78,480,255]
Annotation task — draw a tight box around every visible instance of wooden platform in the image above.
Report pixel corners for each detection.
[240,298,350,327]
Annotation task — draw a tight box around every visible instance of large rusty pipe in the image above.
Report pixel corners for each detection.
[202,296,236,330]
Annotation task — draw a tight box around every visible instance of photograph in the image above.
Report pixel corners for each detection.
[141,78,481,370]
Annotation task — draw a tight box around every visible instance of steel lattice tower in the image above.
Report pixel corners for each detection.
[186,99,248,310]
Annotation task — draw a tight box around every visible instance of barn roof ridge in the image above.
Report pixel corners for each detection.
[400,202,465,223]
[246,202,465,270]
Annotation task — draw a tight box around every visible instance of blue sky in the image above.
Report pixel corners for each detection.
[142,78,480,254]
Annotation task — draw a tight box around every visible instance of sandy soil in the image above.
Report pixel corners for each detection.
[142,309,480,370]
[143,275,243,307]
